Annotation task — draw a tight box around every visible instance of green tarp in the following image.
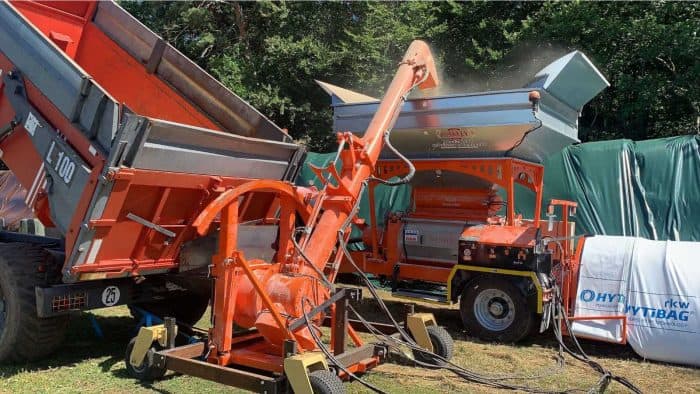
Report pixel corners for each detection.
[298,135,700,242]
[297,153,411,238]
[517,135,700,241]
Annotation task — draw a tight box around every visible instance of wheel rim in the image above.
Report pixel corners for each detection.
[473,288,515,332]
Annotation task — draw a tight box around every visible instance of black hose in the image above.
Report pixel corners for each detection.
[301,298,387,394]
[543,240,643,394]
[291,227,333,288]
[368,131,416,186]
[339,230,643,393]
[505,114,543,157]
[340,238,578,393]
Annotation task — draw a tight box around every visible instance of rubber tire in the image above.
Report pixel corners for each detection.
[309,369,346,394]
[130,293,209,326]
[412,325,454,367]
[460,276,535,343]
[124,337,167,381]
[0,243,69,363]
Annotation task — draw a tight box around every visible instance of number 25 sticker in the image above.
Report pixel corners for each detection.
[101,286,120,307]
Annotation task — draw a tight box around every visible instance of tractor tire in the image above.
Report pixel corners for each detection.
[0,243,69,362]
[309,369,346,394]
[124,337,167,381]
[130,293,209,327]
[460,276,535,343]
[412,325,454,367]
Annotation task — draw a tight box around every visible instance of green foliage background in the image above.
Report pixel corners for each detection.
[122,1,699,152]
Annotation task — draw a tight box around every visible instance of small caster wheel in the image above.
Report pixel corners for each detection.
[412,325,454,367]
[124,337,167,381]
[309,369,346,394]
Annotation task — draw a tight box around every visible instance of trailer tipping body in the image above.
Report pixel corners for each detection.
[0,0,304,283]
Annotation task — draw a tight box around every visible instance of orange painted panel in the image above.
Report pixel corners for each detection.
[11,1,85,58]
[75,24,219,129]
[460,224,538,248]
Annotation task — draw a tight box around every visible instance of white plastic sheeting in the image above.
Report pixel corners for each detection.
[573,235,699,366]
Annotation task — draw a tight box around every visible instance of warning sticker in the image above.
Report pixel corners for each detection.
[24,112,41,136]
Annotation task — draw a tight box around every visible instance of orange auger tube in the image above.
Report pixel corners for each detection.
[200,40,439,358]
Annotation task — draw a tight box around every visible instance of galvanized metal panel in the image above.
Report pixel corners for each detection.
[179,226,277,272]
[0,2,120,154]
[333,89,580,163]
[76,82,119,152]
[134,144,294,180]
[526,51,609,111]
[2,74,90,234]
[126,117,300,179]
[94,1,290,142]
[401,218,468,264]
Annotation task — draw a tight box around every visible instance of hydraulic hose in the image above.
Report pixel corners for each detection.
[336,206,643,393]
[368,130,416,186]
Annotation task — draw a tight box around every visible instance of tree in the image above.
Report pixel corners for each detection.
[521,1,699,141]
[121,0,699,151]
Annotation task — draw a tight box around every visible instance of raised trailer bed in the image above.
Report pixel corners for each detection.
[0,0,303,361]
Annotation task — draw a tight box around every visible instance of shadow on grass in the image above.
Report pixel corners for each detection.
[350,295,643,362]
[109,366,180,394]
[0,309,181,392]
[0,286,650,386]
[0,311,135,378]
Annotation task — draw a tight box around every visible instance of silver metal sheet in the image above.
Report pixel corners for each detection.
[94,1,289,142]
[134,144,291,179]
[144,119,298,160]
[328,50,608,163]
[0,2,119,154]
[129,118,299,179]
[526,51,609,111]
[179,226,278,272]
[400,219,465,264]
[333,89,579,163]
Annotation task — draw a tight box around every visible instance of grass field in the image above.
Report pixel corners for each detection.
[1,289,698,394]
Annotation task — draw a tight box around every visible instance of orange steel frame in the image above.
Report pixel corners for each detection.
[176,41,440,371]
[349,157,543,281]
[374,158,544,227]
[2,0,280,281]
[4,0,442,376]
[549,203,628,345]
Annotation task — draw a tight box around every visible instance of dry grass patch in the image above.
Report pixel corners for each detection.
[0,288,697,393]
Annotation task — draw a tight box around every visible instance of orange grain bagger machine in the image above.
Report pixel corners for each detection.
[320,50,612,343]
[0,1,450,392]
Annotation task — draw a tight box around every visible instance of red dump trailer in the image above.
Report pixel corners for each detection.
[0,0,304,361]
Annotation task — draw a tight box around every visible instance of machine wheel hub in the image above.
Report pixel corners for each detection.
[473,288,515,332]
[488,299,506,317]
